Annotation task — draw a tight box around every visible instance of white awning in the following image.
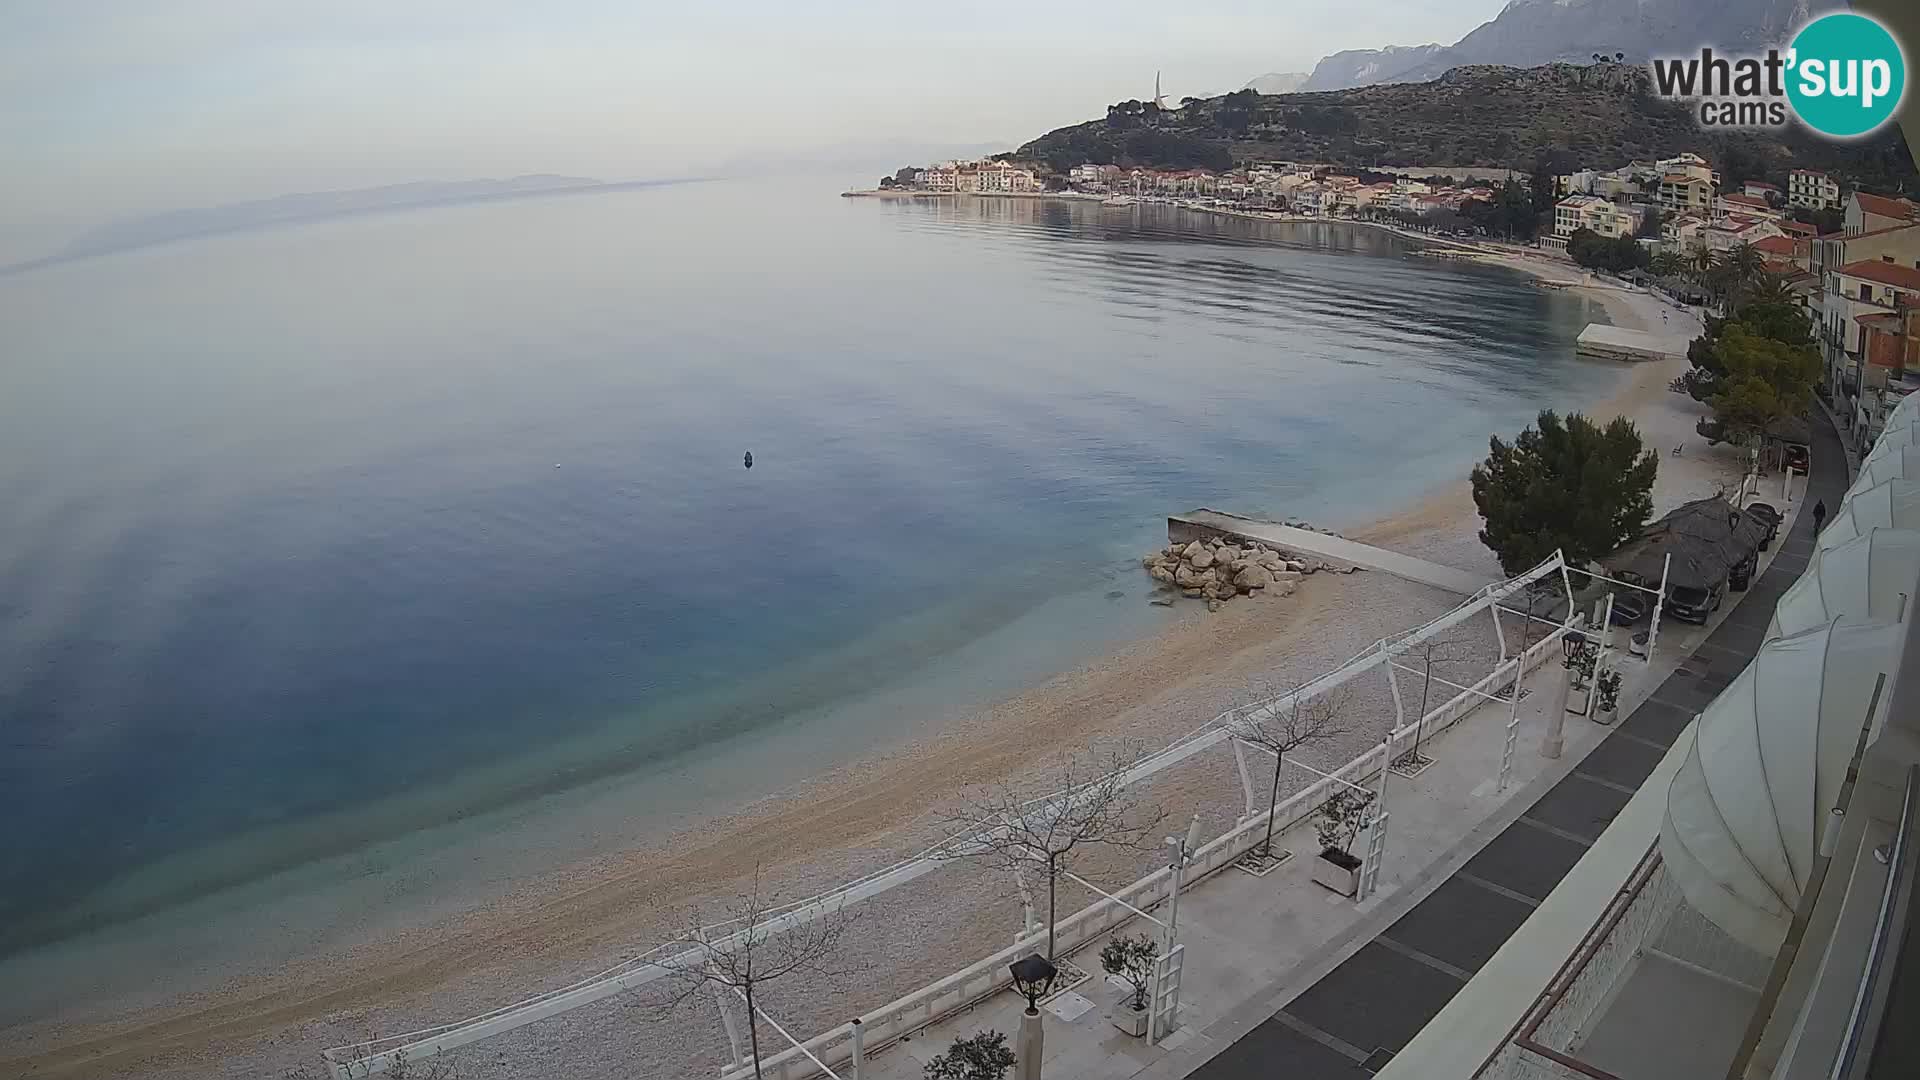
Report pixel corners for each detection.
[1770,529,1920,639]
[1862,423,1920,466]
[1661,620,1901,954]
[1817,478,1920,552]
[1853,444,1920,495]
[1884,390,1920,430]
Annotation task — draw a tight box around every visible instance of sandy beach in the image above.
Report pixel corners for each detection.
[0,241,1749,1080]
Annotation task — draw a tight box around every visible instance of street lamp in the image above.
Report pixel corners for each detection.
[1009,954,1057,1080]
[1561,628,1589,663]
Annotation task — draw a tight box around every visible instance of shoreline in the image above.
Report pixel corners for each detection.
[0,215,1718,1079]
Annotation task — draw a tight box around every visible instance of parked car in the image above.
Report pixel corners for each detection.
[1745,502,1781,550]
[1667,581,1725,623]
[1783,445,1809,473]
[1607,588,1651,625]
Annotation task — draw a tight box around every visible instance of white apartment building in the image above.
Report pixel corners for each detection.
[1789,168,1841,210]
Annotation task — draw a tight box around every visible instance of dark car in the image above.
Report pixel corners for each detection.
[1784,445,1810,473]
[1667,581,1725,623]
[1607,588,1651,626]
[1745,502,1781,550]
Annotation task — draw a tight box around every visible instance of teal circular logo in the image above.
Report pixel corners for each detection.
[1786,13,1906,139]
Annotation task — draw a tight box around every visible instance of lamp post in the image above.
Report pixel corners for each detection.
[1009,953,1058,1080]
[1547,629,1587,759]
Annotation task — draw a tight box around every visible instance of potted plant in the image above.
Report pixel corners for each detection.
[1099,933,1160,1036]
[925,1030,1017,1080]
[1310,789,1376,897]
[1594,669,1623,725]
[1563,639,1599,690]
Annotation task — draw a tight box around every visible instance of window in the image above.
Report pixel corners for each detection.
[1862,283,1873,300]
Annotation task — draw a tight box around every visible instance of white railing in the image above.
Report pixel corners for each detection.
[726,622,1577,1080]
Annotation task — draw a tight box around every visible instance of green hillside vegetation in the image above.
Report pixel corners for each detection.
[1017,63,1914,194]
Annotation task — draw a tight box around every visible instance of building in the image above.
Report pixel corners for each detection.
[1067,163,1122,191]
[1715,192,1784,220]
[1751,233,1812,274]
[1552,194,1644,245]
[1659,172,1715,215]
[977,161,1037,193]
[1859,306,1920,380]
[1741,179,1782,201]
[1823,259,1920,442]
[1849,191,1920,235]
[1662,213,1710,254]
[1789,168,1841,210]
[1705,214,1785,254]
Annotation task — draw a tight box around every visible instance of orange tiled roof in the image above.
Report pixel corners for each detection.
[1836,259,1920,291]
[1856,192,1920,221]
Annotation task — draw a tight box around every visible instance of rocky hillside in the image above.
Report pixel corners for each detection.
[1016,62,1909,186]
[1302,0,1818,91]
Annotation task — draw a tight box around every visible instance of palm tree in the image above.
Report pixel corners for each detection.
[1725,241,1765,282]
[1690,247,1719,279]
[1745,272,1796,308]
[1650,250,1684,279]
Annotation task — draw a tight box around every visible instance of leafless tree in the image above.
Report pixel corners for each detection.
[1228,683,1349,859]
[938,745,1167,963]
[654,866,860,1080]
[1402,636,1474,761]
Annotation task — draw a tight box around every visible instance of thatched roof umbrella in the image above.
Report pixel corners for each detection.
[1608,496,1770,591]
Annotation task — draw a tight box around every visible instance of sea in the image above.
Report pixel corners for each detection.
[0,176,1616,1020]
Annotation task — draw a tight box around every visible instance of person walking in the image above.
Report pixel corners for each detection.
[1813,499,1827,534]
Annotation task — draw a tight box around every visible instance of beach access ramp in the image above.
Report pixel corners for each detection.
[1169,509,1495,596]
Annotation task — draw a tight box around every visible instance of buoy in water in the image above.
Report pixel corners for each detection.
[743,451,754,469]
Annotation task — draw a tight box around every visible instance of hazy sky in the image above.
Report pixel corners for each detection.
[2,0,1509,225]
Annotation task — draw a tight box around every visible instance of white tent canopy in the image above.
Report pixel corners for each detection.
[1852,444,1920,495]
[1769,529,1920,639]
[1661,620,1903,954]
[1816,478,1920,553]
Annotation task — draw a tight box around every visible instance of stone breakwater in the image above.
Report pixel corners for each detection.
[1143,538,1352,612]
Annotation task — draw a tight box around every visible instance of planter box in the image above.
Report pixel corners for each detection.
[1311,848,1361,897]
[1110,1004,1150,1037]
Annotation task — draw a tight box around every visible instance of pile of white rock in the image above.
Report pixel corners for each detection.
[1143,538,1317,611]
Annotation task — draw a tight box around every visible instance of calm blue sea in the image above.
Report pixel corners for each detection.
[0,177,1614,990]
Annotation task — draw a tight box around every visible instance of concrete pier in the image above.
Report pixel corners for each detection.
[1168,509,1493,596]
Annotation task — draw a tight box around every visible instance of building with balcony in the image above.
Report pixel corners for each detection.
[1551,195,1644,246]
[1790,169,1841,210]
[1659,173,1715,215]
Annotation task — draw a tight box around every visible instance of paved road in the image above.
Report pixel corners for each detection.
[1188,415,1846,1079]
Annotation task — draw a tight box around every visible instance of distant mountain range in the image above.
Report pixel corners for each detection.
[2,175,695,276]
[1299,0,1819,91]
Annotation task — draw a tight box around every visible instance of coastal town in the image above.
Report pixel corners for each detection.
[868,149,1920,466]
